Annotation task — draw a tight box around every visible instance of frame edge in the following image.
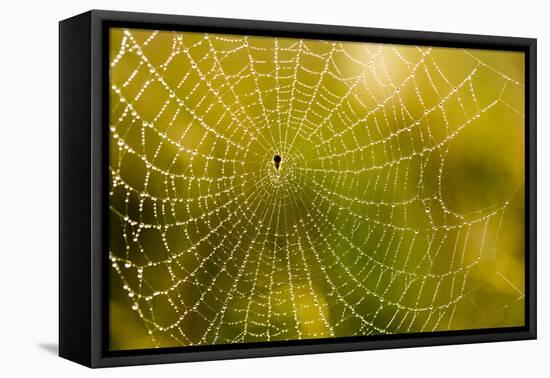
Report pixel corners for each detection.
[59,11,93,368]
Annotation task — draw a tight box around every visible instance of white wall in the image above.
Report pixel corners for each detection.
[0,0,546,375]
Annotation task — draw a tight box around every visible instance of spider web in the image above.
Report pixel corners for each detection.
[108,28,525,349]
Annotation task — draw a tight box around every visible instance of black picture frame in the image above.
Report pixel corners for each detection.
[59,9,537,368]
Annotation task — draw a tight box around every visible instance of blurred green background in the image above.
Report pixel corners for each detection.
[108,28,525,351]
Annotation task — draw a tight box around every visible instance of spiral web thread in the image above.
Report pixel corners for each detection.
[108,28,525,349]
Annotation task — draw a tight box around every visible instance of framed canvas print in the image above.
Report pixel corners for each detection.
[59,10,536,368]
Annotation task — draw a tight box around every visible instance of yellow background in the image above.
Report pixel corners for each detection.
[108,28,525,350]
